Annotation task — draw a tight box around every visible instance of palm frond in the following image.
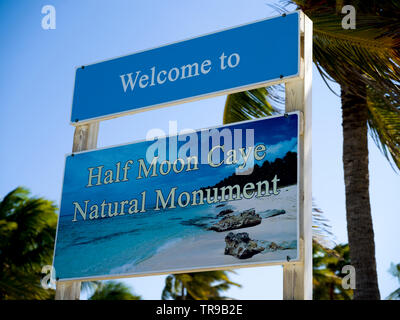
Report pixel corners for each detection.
[367,86,400,169]
[223,86,283,124]
[161,271,240,300]
[386,262,400,300]
[285,0,400,170]
[294,1,400,99]
[386,288,400,300]
[0,187,58,300]
[312,201,336,248]
[89,281,141,300]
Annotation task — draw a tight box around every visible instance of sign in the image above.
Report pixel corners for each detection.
[54,113,300,281]
[70,12,300,124]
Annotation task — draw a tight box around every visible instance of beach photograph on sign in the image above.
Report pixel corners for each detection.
[54,113,300,281]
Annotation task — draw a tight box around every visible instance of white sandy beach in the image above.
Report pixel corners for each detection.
[132,185,298,273]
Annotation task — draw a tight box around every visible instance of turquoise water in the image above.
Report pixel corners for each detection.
[54,202,228,280]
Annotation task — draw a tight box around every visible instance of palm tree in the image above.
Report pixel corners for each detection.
[224,1,400,299]
[386,262,400,300]
[0,187,138,300]
[89,281,141,300]
[0,187,57,299]
[313,241,353,300]
[162,271,241,300]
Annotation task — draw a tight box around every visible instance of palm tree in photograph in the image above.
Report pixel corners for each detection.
[224,1,400,299]
[161,271,241,300]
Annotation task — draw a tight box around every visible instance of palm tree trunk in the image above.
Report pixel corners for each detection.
[341,84,380,299]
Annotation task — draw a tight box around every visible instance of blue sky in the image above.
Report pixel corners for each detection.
[0,0,399,300]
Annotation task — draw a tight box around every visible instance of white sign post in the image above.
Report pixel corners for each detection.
[55,123,99,300]
[283,12,313,300]
[55,11,312,300]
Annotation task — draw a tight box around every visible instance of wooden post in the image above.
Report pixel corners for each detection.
[283,12,313,300]
[55,122,99,300]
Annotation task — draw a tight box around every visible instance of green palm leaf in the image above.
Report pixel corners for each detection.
[89,281,141,300]
[225,1,400,170]
[162,271,240,300]
[386,263,400,300]
[367,86,400,169]
[0,187,58,300]
[223,86,282,124]
[289,0,400,169]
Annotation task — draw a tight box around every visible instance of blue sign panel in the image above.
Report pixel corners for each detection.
[54,113,300,281]
[71,12,300,123]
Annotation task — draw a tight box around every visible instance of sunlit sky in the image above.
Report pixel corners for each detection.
[0,0,399,299]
